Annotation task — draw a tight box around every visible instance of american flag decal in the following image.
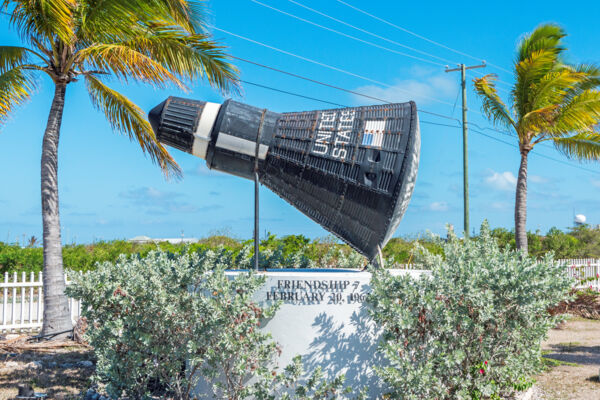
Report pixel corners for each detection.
[362,120,385,148]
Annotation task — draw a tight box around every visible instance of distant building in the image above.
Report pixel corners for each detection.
[128,235,199,244]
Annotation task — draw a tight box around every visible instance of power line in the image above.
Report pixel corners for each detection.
[250,0,447,67]
[278,0,513,91]
[212,26,455,106]
[3,6,591,176]
[284,0,459,66]
[421,121,462,128]
[335,0,513,75]
[239,79,460,128]
[233,55,541,142]
[216,26,508,121]
[232,55,458,121]
[225,34,579,159]
[240,80,347,107]
[234,54,524,144]
[466,120,557,153]
[469,128,600,175]
[238,77,600,176]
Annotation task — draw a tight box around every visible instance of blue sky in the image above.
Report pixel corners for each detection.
[2,0,600,244]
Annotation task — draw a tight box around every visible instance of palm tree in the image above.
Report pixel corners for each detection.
[474,24,600,253]
[0,0,238,338]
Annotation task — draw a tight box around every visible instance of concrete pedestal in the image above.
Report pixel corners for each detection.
[195,268,426,397]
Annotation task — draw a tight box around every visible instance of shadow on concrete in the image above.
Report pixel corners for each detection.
[301,294,388,396]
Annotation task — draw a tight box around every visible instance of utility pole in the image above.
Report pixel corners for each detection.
[445,62,486,238]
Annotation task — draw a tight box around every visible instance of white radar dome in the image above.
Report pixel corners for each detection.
[575,214,587,225]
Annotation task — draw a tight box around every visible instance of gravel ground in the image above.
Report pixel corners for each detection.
[534,316,600,399]
[0,338,93,399]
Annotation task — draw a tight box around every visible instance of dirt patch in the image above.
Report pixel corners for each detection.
[535,316,600,399]
[0,337,93,400]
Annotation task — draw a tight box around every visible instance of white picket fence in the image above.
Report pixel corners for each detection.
[0,259,598,333]
[0,271,81,333]
[563,258,600,291]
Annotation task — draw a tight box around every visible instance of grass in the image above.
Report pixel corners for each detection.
[541,350,581,369]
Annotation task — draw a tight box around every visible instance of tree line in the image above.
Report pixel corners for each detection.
[2,225,600,274]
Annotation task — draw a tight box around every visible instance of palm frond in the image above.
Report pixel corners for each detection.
[549,90,600,135]
[0,66,36,124]
[152,0,206,33]
[521,104,558,134]
[3,0,75,44]
[122,23,239,93]
[513,49,560,117]
[85,74,181,178]
[79,43,184,89]
[529,68,587,111]
[559,63,600,104]
[184,33,239,94]
[76,0,205,44]
[473,74,516,131]
[0,46,34,73]
[76,0,163,44]
[572,63,600,86]
[516,24,565,63]
[552,132,600,161]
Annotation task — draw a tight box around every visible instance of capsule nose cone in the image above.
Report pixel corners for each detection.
[148,100,166,135]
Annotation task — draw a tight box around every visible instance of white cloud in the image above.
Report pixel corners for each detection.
[485,171,517,191]
[353,70,457,106]
[426,201,449,212]
[592,179,600,188]
[529,175,549,184]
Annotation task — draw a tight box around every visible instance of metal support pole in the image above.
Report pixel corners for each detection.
[254,109,267,271]
[254,172,260,271]
[376,245,384,269]
[445,62,486,238]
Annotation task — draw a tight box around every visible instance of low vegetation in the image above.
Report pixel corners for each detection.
[369,222,572,399]
[4,224,600,274]
[54,222,574,399]
[66,250,362,400]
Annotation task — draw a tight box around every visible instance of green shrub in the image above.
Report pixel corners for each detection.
[383,237,444,265]
[67,250,278,399]
[368,221,572,400]
[66,250,358,400]
[1,233,375,274]
[7,224,600,275]
[0,242,43,275]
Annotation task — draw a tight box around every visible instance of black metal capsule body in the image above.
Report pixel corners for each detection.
[148,97,420,260]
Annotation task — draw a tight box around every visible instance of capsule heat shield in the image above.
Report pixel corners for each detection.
[149,97,420,260]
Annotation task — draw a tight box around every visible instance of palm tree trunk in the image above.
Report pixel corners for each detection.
[515,149,530,253]
[41,82,72,338]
